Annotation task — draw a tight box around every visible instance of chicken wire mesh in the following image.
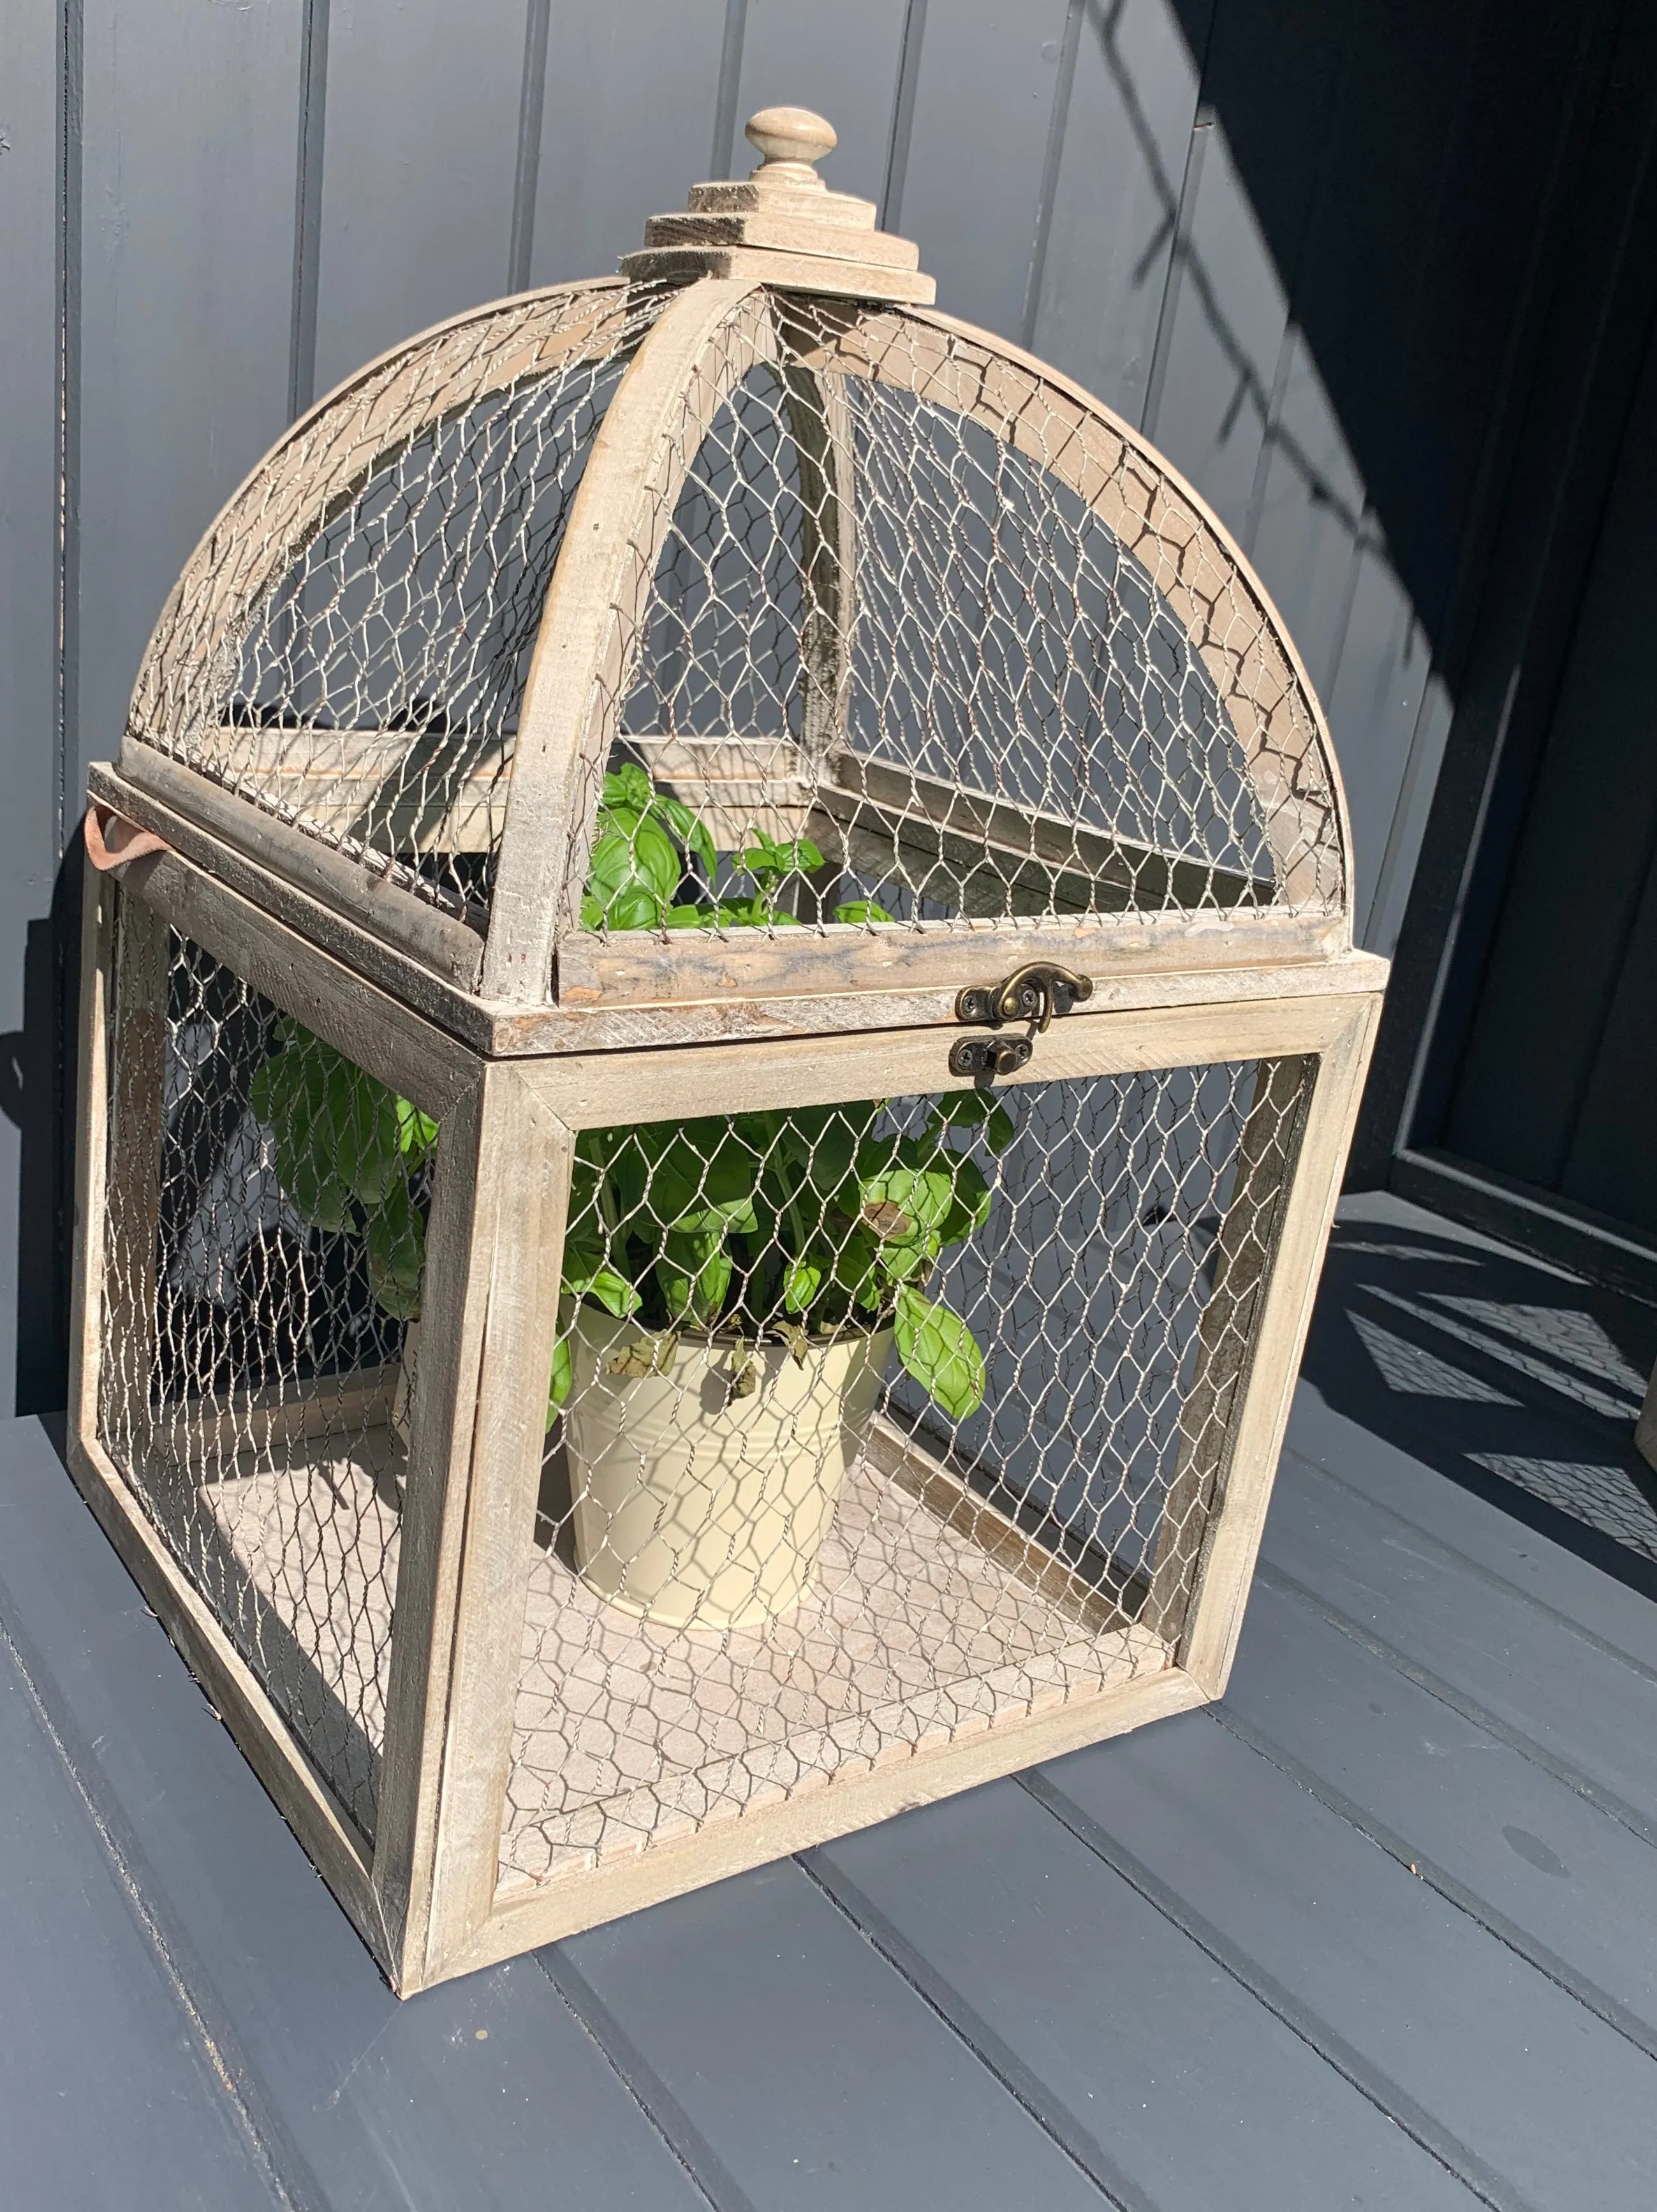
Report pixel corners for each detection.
[97,904,439,1835]
[570,292,1344,960]
[122,283,1343,977]
[129,281,672,921]
[501,1051,1309,1889]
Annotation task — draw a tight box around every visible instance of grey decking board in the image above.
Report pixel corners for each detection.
[1223,1577,1657,2052]
[1036,1716,1657,2211]
[810,1780,1484,2212]
[0,1615,283,2212]
[1288,1385,1657,1670]
[0,1418,707,2212]
[1260,1449,1657,1826]
[549,1855,1112,2212]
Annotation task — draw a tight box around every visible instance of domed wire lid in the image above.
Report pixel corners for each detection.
[119,108,1351,1010]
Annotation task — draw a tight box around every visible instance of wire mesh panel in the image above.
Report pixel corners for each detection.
[130,281,671,920]
[499,1052,1309,1891]
[568,293,1344,965]
[97,900,443,1834]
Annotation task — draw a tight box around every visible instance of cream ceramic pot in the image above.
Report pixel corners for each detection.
[564,1308,894,1630]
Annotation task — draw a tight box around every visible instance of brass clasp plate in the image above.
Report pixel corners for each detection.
[949,962,1093,1079]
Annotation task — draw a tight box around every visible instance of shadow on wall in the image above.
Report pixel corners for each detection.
[0,843,85,1421]
[1079,0,1465,954]
[1301,1195,1657,1597]
[1064,0,1589,956]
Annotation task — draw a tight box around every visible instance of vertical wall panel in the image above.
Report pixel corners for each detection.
[1246,330,1364,695]
[0,0,1621,1406]
[1140,114,1286,538]
[1321,543,1440,948]
[1033,0,1208,424]
[897,0,1073,337]
[1362,663,1452,959]
[77,0,300,781]
[530,1,733,286]
[0,0,66,1406]
[312,0,527,397]
[734,0,911,210]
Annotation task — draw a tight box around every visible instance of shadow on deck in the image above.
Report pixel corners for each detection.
[1,1193,1653,2209]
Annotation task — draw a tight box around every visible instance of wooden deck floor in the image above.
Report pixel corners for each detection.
[3,1195,1654,2209]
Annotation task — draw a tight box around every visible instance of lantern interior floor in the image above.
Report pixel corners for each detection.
[136,1420,1168,1890]
[125,1431,402,1836]
[501,1453,1167,1890]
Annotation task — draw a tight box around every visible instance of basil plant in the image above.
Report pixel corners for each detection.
[553,1089,1011,1426]
[246,765,1006,1437]
[250,1017,436,1322]
[554,764,1008,1426]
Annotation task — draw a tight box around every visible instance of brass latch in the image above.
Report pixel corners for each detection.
[948,962,1093,1079]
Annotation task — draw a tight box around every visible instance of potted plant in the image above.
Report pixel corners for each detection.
[247,765,1008,1630]
[550,767,1010,1628]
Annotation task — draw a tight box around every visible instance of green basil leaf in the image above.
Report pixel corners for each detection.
[652,793,718,874]
[782,1258,823,1313]
[832,1227,885,1312]
[737,836,822,881]
[366,1181,426,1321]
[561,1225,642,1313]
[929,1093,1017,1158]
[894,1287,986,1419]
[395,1097,439,1161]
[580,1267,643,1318]
[858,1161,955,1234]
[660,1230,731,1327]
[288,1153,352,1235]
[832,899,896,925]
[602,763,654,812]
[874,1232,939,1284]
[338,1077,405,1207]
[585,811,681,911]
[950,1156,992,1230]
[547,1336,572,1424]
[599,881,668,933]
[584,819,640,895]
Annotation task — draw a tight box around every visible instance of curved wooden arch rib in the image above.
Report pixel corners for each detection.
[821,307,1351,924]
[126,280,635,769]
[777,342,858,773]
[482,279,775,1003]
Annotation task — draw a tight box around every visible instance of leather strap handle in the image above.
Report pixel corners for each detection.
[84,804,169,873]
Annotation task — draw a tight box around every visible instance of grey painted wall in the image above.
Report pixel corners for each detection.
[0,0,1606,1408]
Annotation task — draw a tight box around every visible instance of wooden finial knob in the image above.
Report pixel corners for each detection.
[744,107,836,185]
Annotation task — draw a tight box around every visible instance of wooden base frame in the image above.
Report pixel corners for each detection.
[70,850,1380,1995]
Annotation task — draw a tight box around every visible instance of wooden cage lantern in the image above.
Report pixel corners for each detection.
[70,108,1386,1994]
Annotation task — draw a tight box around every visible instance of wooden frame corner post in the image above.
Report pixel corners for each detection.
[1177,993,1381,1696]
[64,870,392,1967]
[373,1064,571,1994]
